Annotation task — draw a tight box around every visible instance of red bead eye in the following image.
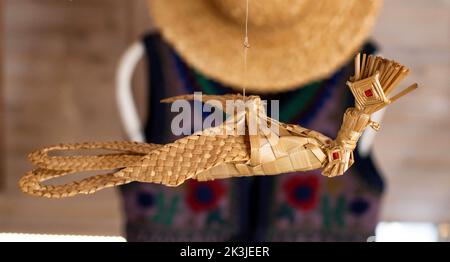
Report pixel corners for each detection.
[364,89,374,97]
[332,152,340,160]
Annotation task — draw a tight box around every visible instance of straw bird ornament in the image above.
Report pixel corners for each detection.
[19,54,417,198]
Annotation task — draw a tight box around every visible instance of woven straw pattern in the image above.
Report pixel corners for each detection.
[28,141,158,171]
[115,130,251,186]
[19,54,417,198]
[20,141,159,198]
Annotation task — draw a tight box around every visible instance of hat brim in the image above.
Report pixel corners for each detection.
[149,0,382,93]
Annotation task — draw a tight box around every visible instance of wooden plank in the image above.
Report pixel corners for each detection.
[372,0,450,223]
[0,0,4,191]
[0,0,151,236]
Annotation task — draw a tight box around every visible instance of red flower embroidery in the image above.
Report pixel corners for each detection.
[186,180,226,212]
[283,174,320,211]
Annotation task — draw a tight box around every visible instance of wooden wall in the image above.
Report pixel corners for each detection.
[0,0,4,190]
[372,0,450,223]
[0,0,151,236]
[0,0,448,237]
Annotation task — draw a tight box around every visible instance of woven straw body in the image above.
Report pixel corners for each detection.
[148,0,382,92]
[19,54,417,198]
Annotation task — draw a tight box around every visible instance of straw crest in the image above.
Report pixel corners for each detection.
[347,53,418,114]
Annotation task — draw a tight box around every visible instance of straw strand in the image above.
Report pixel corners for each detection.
[242,0,250,99]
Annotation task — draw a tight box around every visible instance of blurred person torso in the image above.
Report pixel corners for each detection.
[119,34,384,242]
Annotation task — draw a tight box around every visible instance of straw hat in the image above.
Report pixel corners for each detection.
[148,0,382,93]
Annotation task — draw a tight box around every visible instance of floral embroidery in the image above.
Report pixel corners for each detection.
[136,191,155,208]
[321,194,346,229]
[276,203,295,223]
[186,180,226,212]
[152,193,180,225]
[283,174,320,211]
[349,198,370,216]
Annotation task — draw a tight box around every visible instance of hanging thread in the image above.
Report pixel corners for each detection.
[242,0,250,99]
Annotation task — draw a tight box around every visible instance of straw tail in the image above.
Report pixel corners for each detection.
[322,53,418,177]
[18,141,159,198]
